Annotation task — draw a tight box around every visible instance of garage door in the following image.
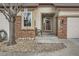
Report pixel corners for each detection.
[67,17,79,38]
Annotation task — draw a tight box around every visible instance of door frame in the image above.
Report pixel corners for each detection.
[41,13,53,32]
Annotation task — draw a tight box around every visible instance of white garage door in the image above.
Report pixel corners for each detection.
[67,17,79,38]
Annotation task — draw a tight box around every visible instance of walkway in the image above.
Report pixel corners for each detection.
[35,35,60,43]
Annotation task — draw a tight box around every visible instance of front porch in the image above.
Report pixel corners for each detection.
[35,31,59,43]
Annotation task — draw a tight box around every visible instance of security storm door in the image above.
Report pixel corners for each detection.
[45,20,51,30]
[43,18,52,31]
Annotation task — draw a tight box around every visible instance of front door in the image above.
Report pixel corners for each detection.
[43,17,52,32]
[45,19,51,31]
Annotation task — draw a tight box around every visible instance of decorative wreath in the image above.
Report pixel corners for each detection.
[0,30,7,42]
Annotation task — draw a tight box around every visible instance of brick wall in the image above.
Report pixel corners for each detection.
[15,16,35,40]
[58,16,67,39]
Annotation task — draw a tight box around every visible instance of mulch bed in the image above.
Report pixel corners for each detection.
[0,39,66,53]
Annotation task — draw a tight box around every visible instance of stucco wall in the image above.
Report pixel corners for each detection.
[58,8,79,16]
[58,11,79,16]
[0,13,9,39]
[35,7,55,30]
[34,7,57,35]
[17,7,56,34]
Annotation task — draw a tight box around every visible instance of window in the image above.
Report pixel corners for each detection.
[23,12,32,27]
[22,11,32,29]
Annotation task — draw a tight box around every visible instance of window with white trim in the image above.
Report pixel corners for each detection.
[22,11,32,29]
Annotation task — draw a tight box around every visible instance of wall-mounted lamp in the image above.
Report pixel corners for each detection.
[60,19,64,26]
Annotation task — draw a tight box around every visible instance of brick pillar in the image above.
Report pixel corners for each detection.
[58,16,67,39]
[15,16,35,40]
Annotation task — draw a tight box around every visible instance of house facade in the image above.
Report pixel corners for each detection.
[0,3,79,40]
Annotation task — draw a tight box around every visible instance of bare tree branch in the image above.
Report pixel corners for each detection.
[3,13,10,22]
[0,3,23,45]
[0,9,10,22]
[0,8,10,16]
[0,3,22,23]
[2,3,9,12]
[14,3,22,15]
[14,3,18,12]
[17,5,22,14]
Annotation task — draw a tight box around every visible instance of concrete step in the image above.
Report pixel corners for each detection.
[36,36,58,40]
[35,35,60,43]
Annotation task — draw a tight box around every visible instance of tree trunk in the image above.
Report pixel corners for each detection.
[7,17,16,46]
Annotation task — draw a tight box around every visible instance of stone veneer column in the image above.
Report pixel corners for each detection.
[57,16,67,39]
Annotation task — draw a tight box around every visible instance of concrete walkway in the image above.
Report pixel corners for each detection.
[35,35,60,43]
[0,35,79,56]
[35,35,79,56]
